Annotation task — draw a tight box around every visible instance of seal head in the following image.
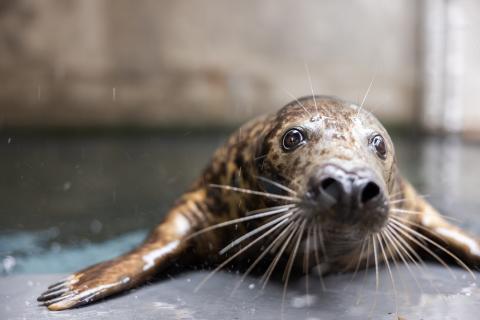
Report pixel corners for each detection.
[256,96,396,240]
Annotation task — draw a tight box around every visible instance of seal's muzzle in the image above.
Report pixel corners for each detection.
[307,164,389,230]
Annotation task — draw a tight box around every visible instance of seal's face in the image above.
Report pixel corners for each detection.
[258,96,396,239]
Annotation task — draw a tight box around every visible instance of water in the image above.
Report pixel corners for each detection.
[0,131,479,275]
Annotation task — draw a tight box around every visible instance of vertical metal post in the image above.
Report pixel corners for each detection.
[421,0,465,133]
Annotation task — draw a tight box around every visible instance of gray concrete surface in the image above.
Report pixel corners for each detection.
[1,265,478,320]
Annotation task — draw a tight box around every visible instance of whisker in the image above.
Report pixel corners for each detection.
[377,233,398,316]
[194,218,289,292]
[303,224,313,296]
[283,89,313,118]
[230,221,296,296]
[390,215,438,234]
[246,204,297,216]
[186,205,295,240]
[219,211,295,255]
[358,71,376,115]
[281,220,307,316]
[209,184,300,202]
[344,238,368,291]
[387,225,431,273]
[368,234,380,317]
[355,238,371,305]
[388,199,408,205]
[316,223,328,260]
[381,229,409,298]
[391,210,461,223]
[256,176,298,196]
[389,219,475,279]
[304,62,319,116]
[390,208,423,215]
[312,224,326,290]
[383,227,423,293]
[261,221,301,289]
[389,192,430,201]
[355,237,372,305]
[388,221,457,279]
[254,154,267,161]
[388,191,406,201]
[387,225,444,297]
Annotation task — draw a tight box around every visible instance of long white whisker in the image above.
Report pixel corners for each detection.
[186,205,295,240]
[388,191,405,200]
[317,223,328,260]
[358,72,376,114]
[355,238,371,305]
[245,204,296,216]
[368,234,380,317]
[389,221,458,279]
[219,211,295,255]
[388,199,408,205]
[304,62,319,116]
[344,238,367,291]
[390,208,422,215]
[194,218,289,292]
[283,89,313,118]
[303,224,312,296]
[281,220,307,316]
[261,221,300,289]
[230,221,295,296]
[387,225,443,297]
[392,210,460,224]
[312,224,326,290]
[389,218,475,279]
[377,233,398,316]
[209,184,300,202]
[256,176,298,196]
[383,227,423,293]
[387,225,430,271]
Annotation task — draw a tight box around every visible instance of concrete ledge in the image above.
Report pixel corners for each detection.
[1,264,479,320]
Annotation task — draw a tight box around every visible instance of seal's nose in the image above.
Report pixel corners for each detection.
[318,176,381,207]
[307,165,385,220]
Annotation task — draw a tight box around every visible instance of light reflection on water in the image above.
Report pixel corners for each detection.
[0,132,479,274]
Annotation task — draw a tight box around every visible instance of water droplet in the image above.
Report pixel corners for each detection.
[248,283,255,290]
[50,242,61,253]
[291,294,317,308]
[90,219,103,234]
[63,181,72,191]
[2,256,16,273]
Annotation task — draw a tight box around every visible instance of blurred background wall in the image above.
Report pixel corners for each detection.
[0,0,479,136]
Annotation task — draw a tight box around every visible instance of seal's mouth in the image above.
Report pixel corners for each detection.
[303,164,389,232]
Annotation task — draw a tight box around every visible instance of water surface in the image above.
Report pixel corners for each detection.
[0,132,479,274]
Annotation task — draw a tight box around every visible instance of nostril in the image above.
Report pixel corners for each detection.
[361,182,380,204]
[320,177,342,201]
[321,177,336,190]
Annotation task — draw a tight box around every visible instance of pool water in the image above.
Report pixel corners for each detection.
[1,131,480,275]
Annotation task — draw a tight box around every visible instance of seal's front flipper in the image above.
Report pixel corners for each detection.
[37,252,151,310]
[37,202,197,310]
[410,199,480,269]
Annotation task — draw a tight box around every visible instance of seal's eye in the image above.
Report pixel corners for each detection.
[370,134,387,159]
[282,128,305,151]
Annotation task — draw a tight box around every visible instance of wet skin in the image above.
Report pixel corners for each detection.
[38,96,480,310]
